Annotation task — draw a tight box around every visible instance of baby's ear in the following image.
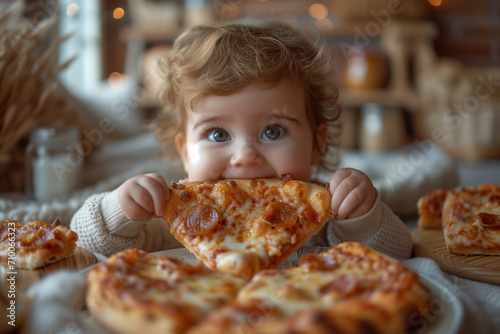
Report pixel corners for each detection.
[175,134,189,171]
[311,123,328,165]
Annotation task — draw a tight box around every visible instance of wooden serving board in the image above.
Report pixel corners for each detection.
[412,228,500,285]
[16,246,97,291]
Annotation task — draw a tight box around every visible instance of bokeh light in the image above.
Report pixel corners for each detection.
[316,18,333,31]
[113,7,125,19]
[108,72,128,89]
[66,3,79,16]
[428,0,442,6]
[309,3,328,20]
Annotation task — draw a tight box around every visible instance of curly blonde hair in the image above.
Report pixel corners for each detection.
[151,20,341,171]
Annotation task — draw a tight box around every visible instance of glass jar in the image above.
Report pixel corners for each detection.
[343,46,389,90]
[359,103,407,152]
[25,126,83,202]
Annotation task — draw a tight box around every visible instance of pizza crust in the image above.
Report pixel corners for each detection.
[417,189,448,229]
[86,279,183,334]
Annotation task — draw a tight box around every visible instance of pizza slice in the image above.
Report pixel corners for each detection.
[441,184,500,255]
[417,188,448,228]
[162,177,332,278]
[86,249,247,334]
[186,242,430,334]
[0,219,78,269]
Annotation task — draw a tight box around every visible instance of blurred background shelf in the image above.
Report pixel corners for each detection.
[339,89,420,110]
[120,25,181,43]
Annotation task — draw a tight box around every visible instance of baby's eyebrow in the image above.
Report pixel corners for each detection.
[192,116,224,130]
[270,108,300,124]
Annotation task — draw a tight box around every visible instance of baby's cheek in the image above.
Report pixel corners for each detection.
[187,144,201,165]
[187,145,227,181]
[271,151,312,181]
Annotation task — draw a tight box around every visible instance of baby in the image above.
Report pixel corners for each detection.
[70,20,412,259]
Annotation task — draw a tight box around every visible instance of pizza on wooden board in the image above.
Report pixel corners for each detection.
[86,243,430,334]
[417,184,500,255]
[161,177,332,278]
[0,219,78,269]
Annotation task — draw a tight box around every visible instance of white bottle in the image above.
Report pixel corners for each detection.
[25,126,83,202]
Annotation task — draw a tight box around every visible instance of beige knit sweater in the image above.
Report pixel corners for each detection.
[70,187,413,260]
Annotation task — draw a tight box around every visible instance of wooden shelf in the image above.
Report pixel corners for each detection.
[335,20,438,113]
[124,15,438,117]
[339,88,420,111]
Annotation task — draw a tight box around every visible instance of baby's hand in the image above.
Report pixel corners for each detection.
[118,173,170,220]
[328,168,376,220]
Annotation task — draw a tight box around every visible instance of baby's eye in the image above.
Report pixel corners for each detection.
[262,125,285,141]
[208,129,231,142]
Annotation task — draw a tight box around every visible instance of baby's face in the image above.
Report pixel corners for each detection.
[175,80,326,182]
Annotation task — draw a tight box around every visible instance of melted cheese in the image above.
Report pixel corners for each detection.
[443,184,500,254]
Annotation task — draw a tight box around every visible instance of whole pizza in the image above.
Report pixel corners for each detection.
[86,243,430,334]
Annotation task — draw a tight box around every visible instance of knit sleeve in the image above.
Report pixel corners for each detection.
[306,191,413,260]
[69,189,182,256]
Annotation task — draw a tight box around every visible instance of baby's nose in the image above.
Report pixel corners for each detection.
[230,141,264,167]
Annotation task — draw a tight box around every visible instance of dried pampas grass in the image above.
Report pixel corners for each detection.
[0,3,94,191]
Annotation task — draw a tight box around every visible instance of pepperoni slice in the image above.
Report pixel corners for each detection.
[476,212,500,230]
[262,202,298,227]
[184,204,219,235]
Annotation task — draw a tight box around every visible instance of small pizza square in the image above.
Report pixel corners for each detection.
[0,220,78,269]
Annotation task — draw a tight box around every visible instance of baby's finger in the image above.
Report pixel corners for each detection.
[144,173,170,216]
[137,175,167,217]
[330,177,361,217]
[122,196,152,220]
[143,173,169,198]
[337,186,367,219]
[129,182,156,215]
[345,186,377,218]
[328,168,354,193]
[345,201,370,219]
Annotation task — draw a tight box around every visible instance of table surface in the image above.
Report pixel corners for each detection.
[13,158,500,334]
[457,159,500,186]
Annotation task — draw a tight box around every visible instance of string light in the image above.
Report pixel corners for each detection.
[309,3,328,20]
[113,7,125,19]
[108,72,128,89]
[66,3,79,16]
[428,0,442,6]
